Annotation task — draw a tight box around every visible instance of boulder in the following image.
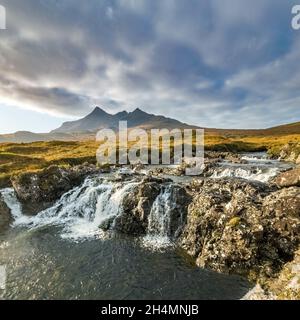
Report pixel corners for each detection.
[180,178,300,280]
[11,164,98,207]
[262,187,300,261]
[114,178,191,237]
[273,168,300,187]
[113,180,161,235]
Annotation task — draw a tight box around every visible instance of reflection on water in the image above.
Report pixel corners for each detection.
[0,226,251,300]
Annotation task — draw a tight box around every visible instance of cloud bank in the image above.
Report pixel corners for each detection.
[0,0,299,128]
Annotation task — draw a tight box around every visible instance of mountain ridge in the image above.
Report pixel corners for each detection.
[0,106,299,143]
[52,106,199,134]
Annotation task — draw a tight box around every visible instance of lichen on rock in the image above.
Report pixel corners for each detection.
[180,178,300,281]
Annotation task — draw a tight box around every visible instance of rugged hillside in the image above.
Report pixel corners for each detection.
[264,121,300,135]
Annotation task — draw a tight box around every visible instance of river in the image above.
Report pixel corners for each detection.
[0,153,293,300]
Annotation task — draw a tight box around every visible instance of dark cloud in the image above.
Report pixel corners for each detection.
[0,0,299,128]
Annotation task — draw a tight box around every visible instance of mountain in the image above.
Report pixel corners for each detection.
[52,107,117,133]
[0,107,299,143]
[52,107,198,134]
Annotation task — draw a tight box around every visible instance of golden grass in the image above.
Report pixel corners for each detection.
[1,132,300,187]
[0,141,98,187]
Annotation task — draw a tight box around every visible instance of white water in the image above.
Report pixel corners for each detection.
[211,167,279,183]
[241,153,268,162]
[210,152,290,183]
[0,178,181,247]
[142,185,183,250]
[1,178,141,241]
[0,188,23,220]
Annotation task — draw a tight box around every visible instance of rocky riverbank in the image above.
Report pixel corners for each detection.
[181,179,300,282]
[2,152,300,300]
[269,142,300,164]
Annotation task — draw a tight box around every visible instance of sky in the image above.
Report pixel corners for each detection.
[0,0,300,133]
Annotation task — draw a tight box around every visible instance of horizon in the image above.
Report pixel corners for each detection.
[1,1,300,133]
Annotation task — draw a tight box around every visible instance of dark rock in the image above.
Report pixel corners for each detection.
[113,181,162,235]
[114,182,160,235]
[180,178,299,280]
[114,180,190,237]
[262,187,300,260]
[0,194,11,231]
[11,164,98,208]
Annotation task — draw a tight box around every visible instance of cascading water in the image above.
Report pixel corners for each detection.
[1,178,141,241]
[211,167,280,183]
[211,153,293,183]
[1,176,185,249]
[0,188,23,220]
[142,185,185,249]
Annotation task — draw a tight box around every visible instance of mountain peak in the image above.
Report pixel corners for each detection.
[132,107,146,114]
[89,106,107,116]
[52,106,198,134]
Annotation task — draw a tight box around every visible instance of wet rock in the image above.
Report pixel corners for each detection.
[273,168,300,187]
[0,194,11,230]
[243,247,300,300]
[11,164,98,207]
[148,160,219,178]
[114,181,161,235]
[114,179,190,237]
[180,178,300,280]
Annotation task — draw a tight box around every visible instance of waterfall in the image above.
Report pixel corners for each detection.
[1,177,185,248]
[0,178,140,240]
[147,185,174,237]
[142,185,183,249]
[0,188,23,220]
